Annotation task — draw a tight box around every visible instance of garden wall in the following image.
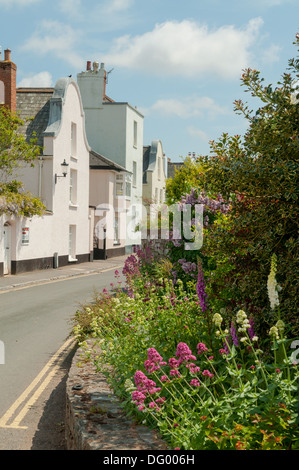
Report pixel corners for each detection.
[65,339,167,450]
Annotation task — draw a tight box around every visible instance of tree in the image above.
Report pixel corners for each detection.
[166,37,299,335]
[0,106,45,217]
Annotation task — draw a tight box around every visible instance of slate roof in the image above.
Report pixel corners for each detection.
[90,149,128,172]
[16,88,54,149]
[142,145,151,184]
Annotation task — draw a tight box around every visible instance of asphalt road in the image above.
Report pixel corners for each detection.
[0,269,124,450]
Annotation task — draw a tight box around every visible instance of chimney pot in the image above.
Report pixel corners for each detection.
[4,49,11,61]
[86,61,91,71]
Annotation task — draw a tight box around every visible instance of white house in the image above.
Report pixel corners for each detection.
[0,51,92,275]
[77,61,144,251]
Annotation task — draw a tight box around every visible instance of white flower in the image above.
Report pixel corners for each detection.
[213,313,223,328]
[267,254,279,310]
[269,326,279,340]
[252,336,259,342]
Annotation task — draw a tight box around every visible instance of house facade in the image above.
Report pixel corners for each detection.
[77,61,144,251]
[143,140,167,205]
[89,150,129,259]
[0,51,92,275]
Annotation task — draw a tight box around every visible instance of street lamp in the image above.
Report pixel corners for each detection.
[55,159,69,184]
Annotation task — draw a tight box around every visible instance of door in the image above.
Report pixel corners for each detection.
[3,224,11,275]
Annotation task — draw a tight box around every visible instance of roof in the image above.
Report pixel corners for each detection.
[143,140,163,183]
[89,149,128,173]
[16,88,54,148]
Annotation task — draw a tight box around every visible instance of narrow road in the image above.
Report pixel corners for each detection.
[0,269,124,450]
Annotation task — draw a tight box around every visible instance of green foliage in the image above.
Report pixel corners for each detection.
[72,260,299,450]
[0,106,45,216]
[0,180,45,217]
[0,106,40,176]
[165,42,299,335]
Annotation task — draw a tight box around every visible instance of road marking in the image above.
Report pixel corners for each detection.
[0,337,76,430]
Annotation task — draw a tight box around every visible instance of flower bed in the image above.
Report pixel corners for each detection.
[72,251,299,450]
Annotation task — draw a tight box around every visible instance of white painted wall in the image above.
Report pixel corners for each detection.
[77,67,144,249]
[0,78,91,273]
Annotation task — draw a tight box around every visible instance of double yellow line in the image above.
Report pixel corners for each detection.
[0,337,76,430]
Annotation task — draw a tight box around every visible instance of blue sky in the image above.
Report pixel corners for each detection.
[0,0,298,162]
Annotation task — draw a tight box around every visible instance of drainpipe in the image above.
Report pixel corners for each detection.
[38,156,43,198]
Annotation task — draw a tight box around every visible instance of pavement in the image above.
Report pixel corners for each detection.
[0,255,129,293]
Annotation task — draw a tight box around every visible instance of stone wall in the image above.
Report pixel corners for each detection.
[65,340,167,450]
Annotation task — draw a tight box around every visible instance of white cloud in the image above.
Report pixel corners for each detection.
[104,0,133,12]
[102,18,264,79]
[187,126,210,142]
[18,71,53,87]
[58,0,82,16]
[145,96,227,120]
[21,21,84,68]
[0,0,40,7]
[261,44,282,64]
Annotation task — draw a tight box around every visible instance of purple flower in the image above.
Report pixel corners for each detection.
[248,317,255,340]
[196,262,208,312]
[230,322,239,347]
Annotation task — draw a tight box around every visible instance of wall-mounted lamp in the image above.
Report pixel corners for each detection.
[55,159,69,184]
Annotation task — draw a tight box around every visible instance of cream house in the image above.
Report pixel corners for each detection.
[89,150,129,259]
[0,51,92,275]
[143,140,167,205]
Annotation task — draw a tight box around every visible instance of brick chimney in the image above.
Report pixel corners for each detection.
[0,48,17,112]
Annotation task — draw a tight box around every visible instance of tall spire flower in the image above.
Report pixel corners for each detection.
[196,258,208,313]
[267,254,280,311]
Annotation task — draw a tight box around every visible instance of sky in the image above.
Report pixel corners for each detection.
[0,0,298,162]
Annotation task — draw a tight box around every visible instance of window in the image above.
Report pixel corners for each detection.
[125,173,132,198]
[71,122,77,156]
[0,81,4,104]
[133,120,137,147]
[69,225,77,261]
[69,169,77,205]
[116,174,124,196]
[133,161,137,187]
[114,214,119,244]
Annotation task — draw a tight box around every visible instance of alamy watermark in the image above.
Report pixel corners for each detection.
[94,202,204,250]
[0,340,4,365]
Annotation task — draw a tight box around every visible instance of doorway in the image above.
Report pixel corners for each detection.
[3,223,11,275]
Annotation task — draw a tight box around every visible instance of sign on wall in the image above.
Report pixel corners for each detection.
[22,227,29,245]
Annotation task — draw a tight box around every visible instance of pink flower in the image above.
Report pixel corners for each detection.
[187,364,200,374]
[134,370,147,386]
[175,342,196,364]
[169,357,180,368]
[202,370,214,378]
[190,379,200,387]
[161,375,169,382]
[145,348,164,373]
[170,369,180,377]
[149,402,156,408]
[156,397,166,404]
[197,342,208,354]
